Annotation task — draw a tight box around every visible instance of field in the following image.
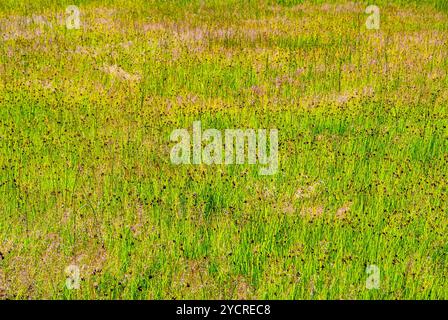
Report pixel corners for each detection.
[0,0,447,299]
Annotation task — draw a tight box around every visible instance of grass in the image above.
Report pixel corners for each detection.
[0,0,447,299]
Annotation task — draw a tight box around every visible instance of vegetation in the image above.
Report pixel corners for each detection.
[0,0,447,299]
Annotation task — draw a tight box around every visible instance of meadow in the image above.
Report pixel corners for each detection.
[0,0,447,299]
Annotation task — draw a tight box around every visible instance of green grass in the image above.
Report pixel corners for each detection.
[0,0,447,299]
